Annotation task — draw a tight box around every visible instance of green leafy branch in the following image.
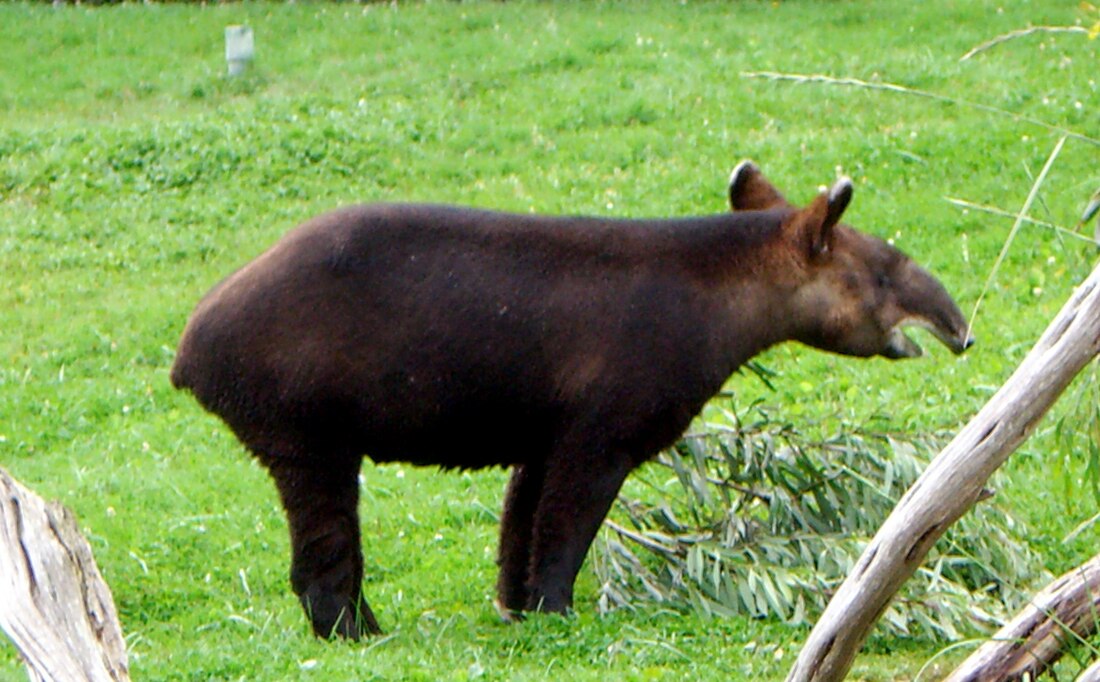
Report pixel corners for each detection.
[596,403,1047,640]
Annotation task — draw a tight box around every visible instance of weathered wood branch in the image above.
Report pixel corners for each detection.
[787,261,1100,682]
[0,467,129,682]
[945,551,1100,681]
[1077,655,1100,682]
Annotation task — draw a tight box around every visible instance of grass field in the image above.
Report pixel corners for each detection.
[1,1,1098,680]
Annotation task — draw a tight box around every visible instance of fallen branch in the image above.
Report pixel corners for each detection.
[740,71,1099,147]
[960,26,1090,61]
[786,259,1100,682]
[0,467,129,682]
[944,551,1100,681]
[944,197,1091,243]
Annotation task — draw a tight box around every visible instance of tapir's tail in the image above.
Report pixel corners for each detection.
[169,354,188,390]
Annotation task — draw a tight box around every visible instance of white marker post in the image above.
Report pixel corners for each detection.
[225,25,254,77]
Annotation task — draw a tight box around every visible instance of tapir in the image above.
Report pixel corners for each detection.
[170,161,973,639]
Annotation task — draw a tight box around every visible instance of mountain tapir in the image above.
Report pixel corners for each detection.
[170,161,973,639]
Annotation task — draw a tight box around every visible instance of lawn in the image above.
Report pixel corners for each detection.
[1,1,1098,680]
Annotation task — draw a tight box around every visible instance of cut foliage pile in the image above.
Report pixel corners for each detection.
[597,399,1047,640]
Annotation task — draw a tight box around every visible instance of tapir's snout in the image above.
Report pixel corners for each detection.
[885,318,973,360]
[887,259,974,359]
[943,328,975,356]
[954,330,977,354]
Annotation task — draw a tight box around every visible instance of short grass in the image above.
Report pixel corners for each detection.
[1,1,1098,680]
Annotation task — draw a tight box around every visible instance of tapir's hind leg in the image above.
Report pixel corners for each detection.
[524,447,633,614]
[495,462,546,618]
[266,456,381,639]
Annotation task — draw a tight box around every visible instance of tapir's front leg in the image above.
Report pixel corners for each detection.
[267,457,380,639]
[524,447,633,613]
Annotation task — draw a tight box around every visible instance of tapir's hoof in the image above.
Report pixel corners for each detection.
[493,598,526,624]
[315,616,384,640]
[304,595,383,639]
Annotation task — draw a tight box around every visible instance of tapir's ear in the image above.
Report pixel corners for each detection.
[793,177,853,259]
[728,160,790,211]
[825,176,853,231]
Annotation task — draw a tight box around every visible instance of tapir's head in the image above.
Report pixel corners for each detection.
[728,160,974,359]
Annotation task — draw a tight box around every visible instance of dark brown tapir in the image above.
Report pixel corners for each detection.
[170,161,973,638]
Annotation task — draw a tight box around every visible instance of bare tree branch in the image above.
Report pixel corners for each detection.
[945,551,1100,681]
[960,26,1089,61]
[0,468,129,682]
[787,260,1100,682]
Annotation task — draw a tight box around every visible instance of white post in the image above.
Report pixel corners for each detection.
[225,25,254,77]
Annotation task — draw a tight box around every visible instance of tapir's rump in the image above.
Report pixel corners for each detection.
[171,162,972,639]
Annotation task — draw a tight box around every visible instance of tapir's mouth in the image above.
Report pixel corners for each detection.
[883,317,975,360]
[883,326,923,359]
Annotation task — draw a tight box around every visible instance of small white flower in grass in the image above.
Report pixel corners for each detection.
[396,469,405,479]
[299,659,319,671]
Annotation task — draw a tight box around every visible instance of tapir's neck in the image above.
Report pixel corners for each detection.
[631,211,804,378]
[713,277,800,376]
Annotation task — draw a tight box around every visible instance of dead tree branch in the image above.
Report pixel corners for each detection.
[787,261,1100,682]
[945,551,1100,681]
[0,467,129,682]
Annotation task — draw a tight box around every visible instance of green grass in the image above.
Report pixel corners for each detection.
[1,1,1098,679]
